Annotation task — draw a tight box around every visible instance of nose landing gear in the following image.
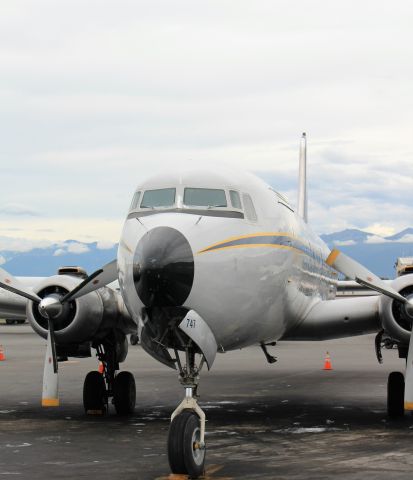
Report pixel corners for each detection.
[168,348,206,478]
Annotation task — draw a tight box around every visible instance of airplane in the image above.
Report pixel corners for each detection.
[1,133,413,478]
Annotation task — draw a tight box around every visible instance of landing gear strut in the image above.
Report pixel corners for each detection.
[168,347,206,478]
[387,371,405,418]
[83,343,136,416]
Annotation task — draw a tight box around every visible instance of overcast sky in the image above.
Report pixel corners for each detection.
[1,0,413,246]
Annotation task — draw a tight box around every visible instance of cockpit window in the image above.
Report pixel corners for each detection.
[242,193,257,222]
[229,190,242,209]
[140,188,176,208]
[183,188,227,208]
[129,191,141,210]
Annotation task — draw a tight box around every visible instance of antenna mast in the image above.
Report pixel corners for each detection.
[297,132,308,223]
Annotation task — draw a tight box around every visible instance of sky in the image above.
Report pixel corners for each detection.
[1,0,413,248]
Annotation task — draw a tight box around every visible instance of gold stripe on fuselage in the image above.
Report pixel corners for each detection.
[197,243,302,255]
[197,232,303,255]
[198,231,294,252]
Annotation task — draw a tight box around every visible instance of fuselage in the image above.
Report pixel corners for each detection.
[117,168,337,352]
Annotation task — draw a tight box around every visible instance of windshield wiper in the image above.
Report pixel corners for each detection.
[206,204,227,209]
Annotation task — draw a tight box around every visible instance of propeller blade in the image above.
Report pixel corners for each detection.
[326,249,409,304]
[48,318,58,374]
[60,259,118,303]
[41,325,59,407]
[0,266,41,303]
[404,329,413,411]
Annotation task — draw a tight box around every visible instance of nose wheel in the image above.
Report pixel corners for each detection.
[168,387,206,478]
[168,408,205,477]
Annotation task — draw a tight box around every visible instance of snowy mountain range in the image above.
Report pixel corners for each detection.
[1,228,413,278]
[320,228,413,278]
[0,239,117,277]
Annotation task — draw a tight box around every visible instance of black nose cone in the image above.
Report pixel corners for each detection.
[133,227,194,307]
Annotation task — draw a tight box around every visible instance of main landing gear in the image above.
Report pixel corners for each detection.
[376,332,406,418]
[387,371,405,418]
[168,347,206,478]
[83,344,136,416]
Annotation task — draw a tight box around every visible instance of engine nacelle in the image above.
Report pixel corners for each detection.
[380,274,413,344]
[26,274,130,344]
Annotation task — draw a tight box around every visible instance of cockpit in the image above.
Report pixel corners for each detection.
[128,186,258,221]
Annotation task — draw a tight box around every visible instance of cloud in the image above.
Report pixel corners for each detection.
[364,235,390,244]
[0,255,6,265]
[333,240,356,246]
[1,1,413,239]
[0,204,40,216]
[52,242,90,255]
[363,234,413,245]
[96,240,116,250]
[0,236,55,252]
[66,242,90,254]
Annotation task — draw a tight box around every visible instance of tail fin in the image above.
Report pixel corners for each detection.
[297,132,308,223]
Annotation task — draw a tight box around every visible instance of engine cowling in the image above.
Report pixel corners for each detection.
[380,274,413,344]
[26,274,132,344]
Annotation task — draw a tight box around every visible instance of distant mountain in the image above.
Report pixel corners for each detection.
[0,241,118,276]
[320,229,372,245]
[385,228,413,241]
[321,228,413,278]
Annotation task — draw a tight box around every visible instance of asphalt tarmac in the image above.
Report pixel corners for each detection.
[1,323,413,480]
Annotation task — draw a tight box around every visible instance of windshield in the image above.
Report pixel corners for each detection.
[140,188,176,208]
[129,191,141,210]
[183,188,227,208]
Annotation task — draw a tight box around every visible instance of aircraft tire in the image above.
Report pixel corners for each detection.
[130,334,139,345]
[387,371,405,418]
[168,410,205,478]
[113,371,136,415]
[83,371,106,415]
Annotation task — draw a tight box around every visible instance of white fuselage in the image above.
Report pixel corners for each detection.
[117,169,337,352]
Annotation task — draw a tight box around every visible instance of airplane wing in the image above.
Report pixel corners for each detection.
[284,249,413,341]
[285,248,413,413]
[282,295,380,341]
[0,288,29,320]
[0,277,46,320]
[336,280,381,298]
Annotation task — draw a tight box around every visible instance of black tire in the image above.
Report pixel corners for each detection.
[113,371,136,415]
[83,371,106,415]
[168,410,205,478]
[5,319,15,325]
[387,371,405,418]
[130,334,139,345]
[16,320,26,324]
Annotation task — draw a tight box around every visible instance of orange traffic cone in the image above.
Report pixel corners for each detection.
[323,351,332,370]
[0,345,5,361]
[98,362,104,374]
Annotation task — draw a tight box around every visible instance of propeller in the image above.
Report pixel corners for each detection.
[326,248,413,411]
[326,249,413,306]
[0,260,118,407]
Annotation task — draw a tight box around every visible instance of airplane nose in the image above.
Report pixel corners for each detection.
[133,227,194,307]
